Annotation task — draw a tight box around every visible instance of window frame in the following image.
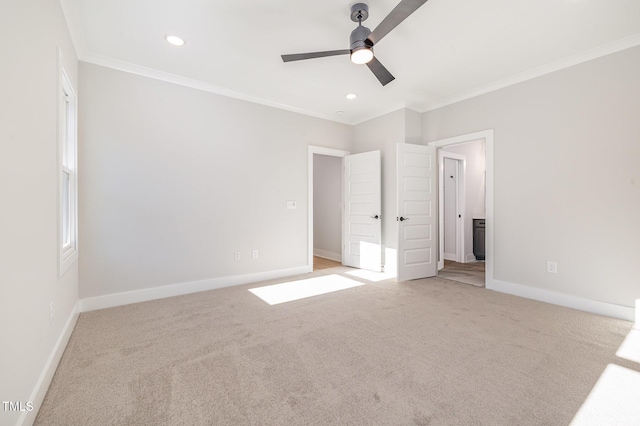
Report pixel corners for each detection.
[58,54,78,276]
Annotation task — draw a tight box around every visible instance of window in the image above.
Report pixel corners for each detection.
[59,59,78,275]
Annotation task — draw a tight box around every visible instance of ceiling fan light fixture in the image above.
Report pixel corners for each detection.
[350,46,374,65]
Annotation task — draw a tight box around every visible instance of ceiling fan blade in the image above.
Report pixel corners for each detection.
[366,57,395,86]
[367,0,428,45]
[281,49,350,62]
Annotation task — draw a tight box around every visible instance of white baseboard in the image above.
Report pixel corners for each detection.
[313,249,341,262]
[487,278,635,322]
[80,265,312,312]
[465,254,478,263]
[20,300,80,426]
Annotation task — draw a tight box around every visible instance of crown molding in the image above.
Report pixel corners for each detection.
[421,33,640,113]
[80,53,348,124]
[76,31,640,126]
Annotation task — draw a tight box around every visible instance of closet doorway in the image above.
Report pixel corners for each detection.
[307,146,349,271]
[312,153,343,269]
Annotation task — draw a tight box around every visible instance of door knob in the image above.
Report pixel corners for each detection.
[370,214,380,219]
[398,216,409,221]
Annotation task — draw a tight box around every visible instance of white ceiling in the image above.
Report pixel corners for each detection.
[61,0,640,125]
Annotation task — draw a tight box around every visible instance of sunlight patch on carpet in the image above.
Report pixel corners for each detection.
[346,268,396,282]
[616,327,640,364]
[249,274,364,305]
[570,364,640,425]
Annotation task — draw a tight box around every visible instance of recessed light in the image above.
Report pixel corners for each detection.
[346,93,357,100]
[165,34,185,46]
[336,111,345,115]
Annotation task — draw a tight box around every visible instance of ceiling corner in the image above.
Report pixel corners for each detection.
[59,0,87,59]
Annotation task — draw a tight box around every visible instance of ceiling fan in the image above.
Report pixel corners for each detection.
[281,0,428,86]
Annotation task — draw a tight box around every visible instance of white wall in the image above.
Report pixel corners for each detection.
[441,140,486,261]
[423,46,640,312]
[405,108,423,145]
[313,154,342,261]
[0,1,79,425]
[78,63,352,303]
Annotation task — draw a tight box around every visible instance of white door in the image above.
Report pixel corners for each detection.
[443,157,459,260]
[397,144,437,281]
[343,151,382,272]
[438,150,466,269]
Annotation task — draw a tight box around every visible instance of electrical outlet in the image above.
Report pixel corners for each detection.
[49,301,54,324]
[234,252,240,261]
[252,249,259,259]
[547,261,558,274]
[286,200,296,210]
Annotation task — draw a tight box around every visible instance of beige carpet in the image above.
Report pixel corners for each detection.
[36,266,638,425]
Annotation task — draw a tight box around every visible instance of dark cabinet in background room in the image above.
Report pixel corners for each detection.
[473,219,485,260]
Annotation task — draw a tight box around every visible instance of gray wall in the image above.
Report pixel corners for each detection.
[0,1,79,424]
[423,45,640,309]
[313,154,342,261]
[78,63,352,299]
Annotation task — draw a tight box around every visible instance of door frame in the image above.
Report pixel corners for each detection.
[428,129,494,290]
[438,150,466,268]
[307,146,350,271]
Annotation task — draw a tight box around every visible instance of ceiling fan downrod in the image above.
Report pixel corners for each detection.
[350,3,373,56]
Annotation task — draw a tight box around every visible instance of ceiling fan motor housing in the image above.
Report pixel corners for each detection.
[350,25,373,51]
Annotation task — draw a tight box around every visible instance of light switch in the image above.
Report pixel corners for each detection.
[286,200,297,210]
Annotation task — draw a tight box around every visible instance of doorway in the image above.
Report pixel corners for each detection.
[307,146,349,272]
[429,130,494,288]
[308,146,384,275]
[312,153,342,267]
[438,140,485,285]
